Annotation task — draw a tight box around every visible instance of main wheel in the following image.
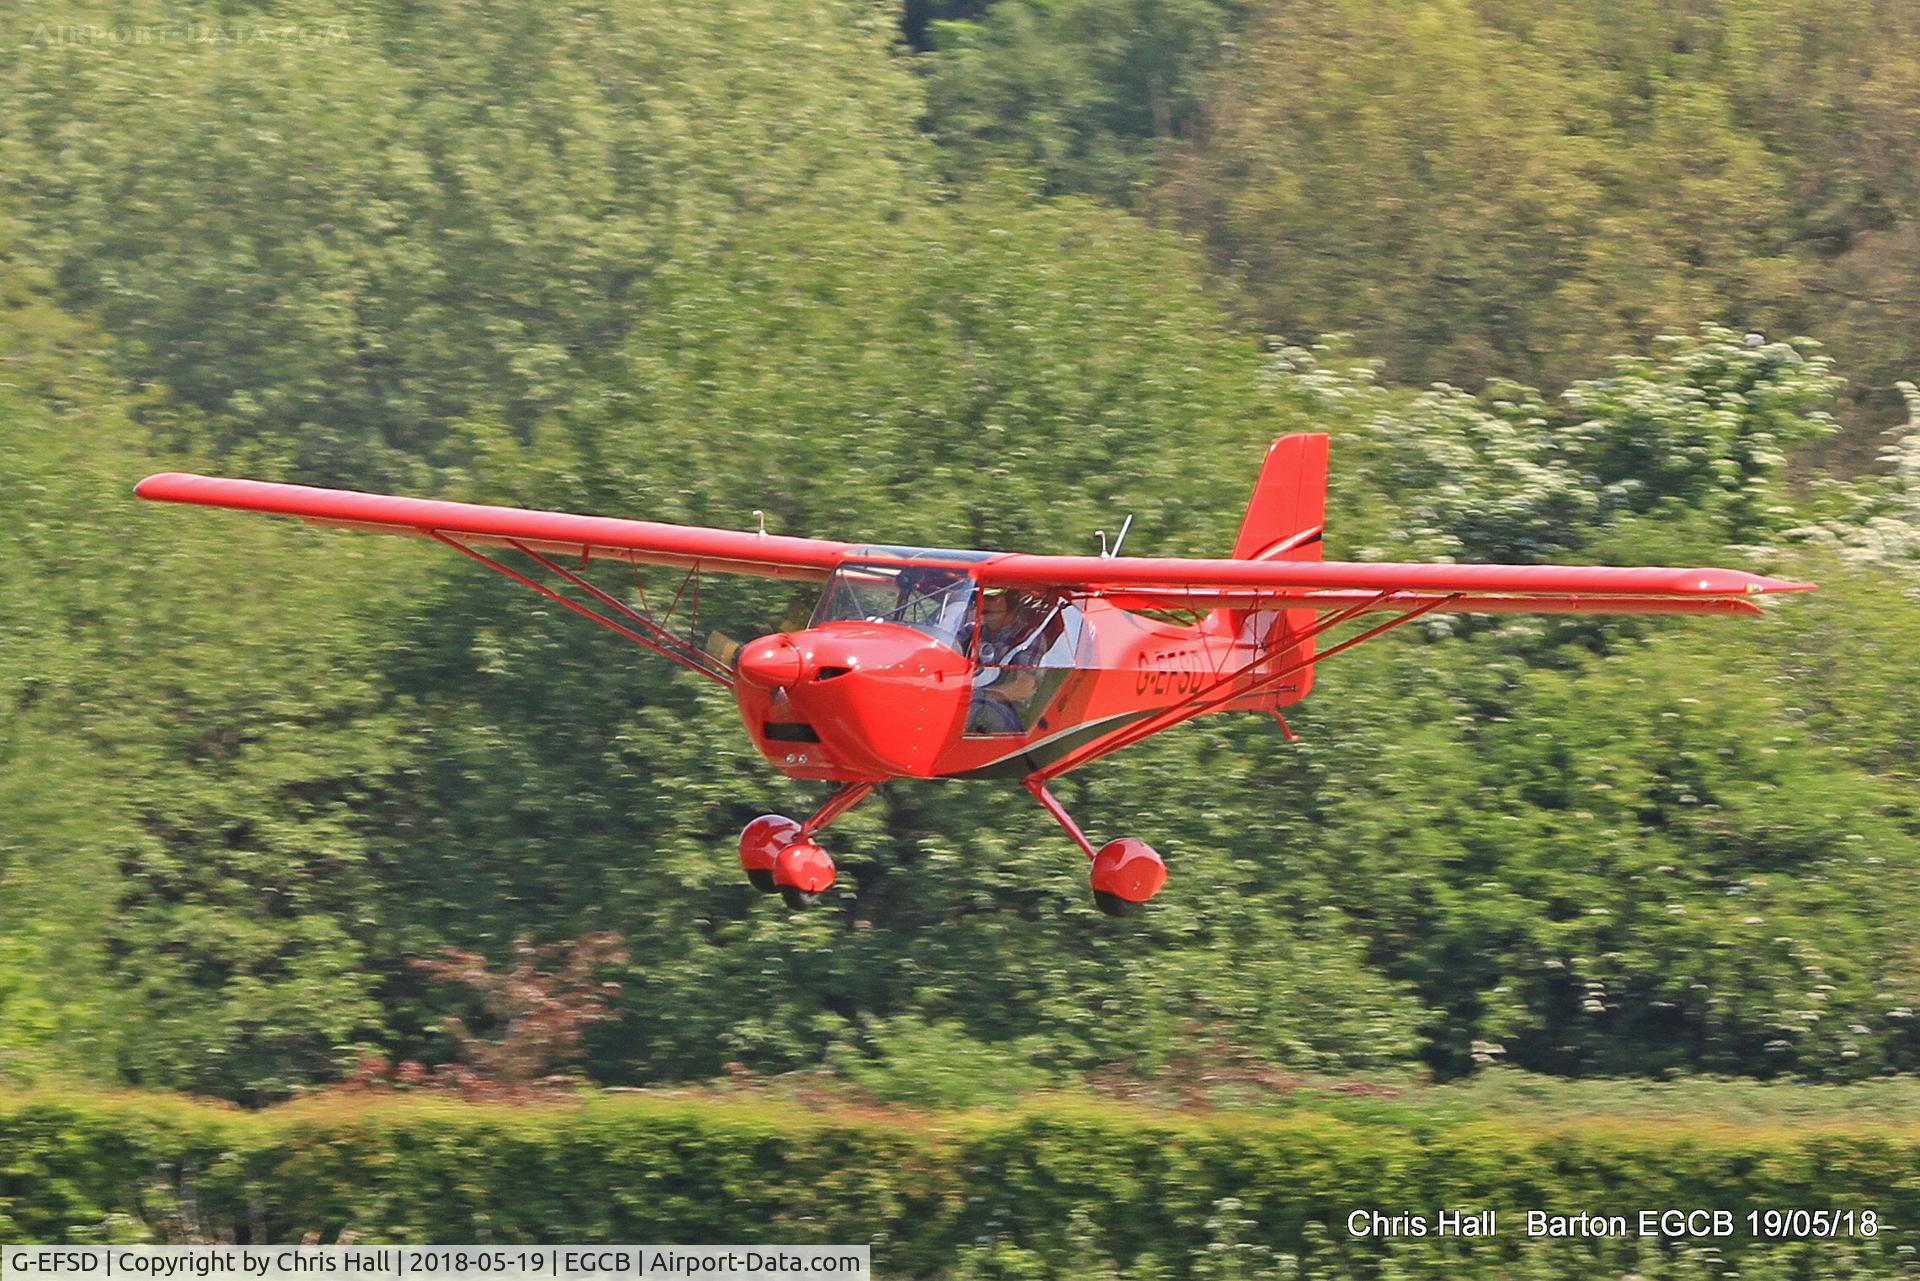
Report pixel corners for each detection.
[739,814,801,894]
[772,839,836,906]
[1088,837,1166,916]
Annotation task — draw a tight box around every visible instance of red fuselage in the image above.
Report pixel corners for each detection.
[733,554,1313,783]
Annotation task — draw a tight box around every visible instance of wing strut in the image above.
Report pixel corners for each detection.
[1029,592,1459,782]
[506,539,726,679]
[428,532,736,687]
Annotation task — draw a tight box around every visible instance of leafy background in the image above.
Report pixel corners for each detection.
[0,0,1917,1116]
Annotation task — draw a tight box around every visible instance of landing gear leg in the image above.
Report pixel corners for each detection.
[738,781,876,909]
[800,781,876,840]
[1023,776,1167,917]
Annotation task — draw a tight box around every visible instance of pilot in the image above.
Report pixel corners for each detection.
[977,589,1039,665]
[969,589,1048,734]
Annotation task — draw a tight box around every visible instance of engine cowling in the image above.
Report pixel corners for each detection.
[733,621,971,779]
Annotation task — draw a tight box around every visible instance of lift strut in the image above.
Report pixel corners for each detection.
[427,531,735,687]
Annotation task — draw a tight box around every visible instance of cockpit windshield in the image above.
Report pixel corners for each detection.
[812,560,977,649]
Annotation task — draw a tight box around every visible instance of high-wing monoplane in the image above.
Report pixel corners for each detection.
[138,433,1812,915]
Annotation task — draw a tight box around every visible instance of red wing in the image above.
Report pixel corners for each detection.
[1092,590,1767,617]
[979,553,1813,613]
[137,473,1818,606]
[135,473,851,581]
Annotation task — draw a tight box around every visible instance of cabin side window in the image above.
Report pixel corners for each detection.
[965,590,1083,735]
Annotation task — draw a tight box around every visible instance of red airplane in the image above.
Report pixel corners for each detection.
[137,433,1812,915]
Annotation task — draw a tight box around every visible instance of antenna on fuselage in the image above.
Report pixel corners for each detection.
[1096,513,1134,559]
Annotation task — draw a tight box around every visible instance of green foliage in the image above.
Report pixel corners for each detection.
[1163,0,1783,391]
[1160,0,1920,443]
[1277,328,1839,564]
[0,237,119,1084]
[1812,384,1920,572]
[1311,624,1920,1078]
[828,1015,1057,1107]
[1558,333,1840,543]
[0,0,1917,1107]
[559,193,1282,554]
[0,235,423,1098]
[1207,333,1911,1080]
[1437,1067,1920,1126]
[5,1088,1920,1280]
[922,0,1242,201]
[0,0,926,486]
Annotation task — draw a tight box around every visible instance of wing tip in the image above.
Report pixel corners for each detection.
[134,472,199,500]
[1686,569,1818,596]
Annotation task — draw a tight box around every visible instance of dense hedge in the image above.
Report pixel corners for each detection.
[3,1090,1918,1278]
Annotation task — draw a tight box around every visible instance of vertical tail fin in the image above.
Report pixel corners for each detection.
[1233,432,1328,563]
[1217,432,1329,710]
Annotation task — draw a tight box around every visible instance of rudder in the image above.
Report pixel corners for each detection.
[1219,432,1328,709]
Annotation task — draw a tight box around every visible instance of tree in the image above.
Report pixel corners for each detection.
[923,0,1243,201]
[0,231,422,1098]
